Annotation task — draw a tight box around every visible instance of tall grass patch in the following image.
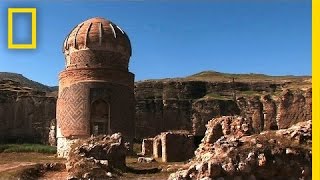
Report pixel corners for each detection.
[0,144,56,154]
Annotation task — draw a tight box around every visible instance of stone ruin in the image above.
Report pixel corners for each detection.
[141,131,195,162]
[169,116,312,180]
[143,116,252,163]
[153,135,162,159]
[141,138,153,156]
[56,17,135,157]
[160,131,195,162]
[66,133,127,179]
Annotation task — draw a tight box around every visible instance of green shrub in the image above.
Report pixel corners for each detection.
[205,93,232,100]
[0,144,56,154]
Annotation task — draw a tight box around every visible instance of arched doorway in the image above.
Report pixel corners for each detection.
[90,99,110,136]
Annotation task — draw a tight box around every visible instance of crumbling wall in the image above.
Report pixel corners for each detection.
[153,135,162,159]
[141,138,153,156]
[202,116,252,144]
[192,98,240,136]
[160,131,194,162]
[150,131,195,162]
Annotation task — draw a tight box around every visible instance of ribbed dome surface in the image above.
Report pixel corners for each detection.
[63,17,131,58]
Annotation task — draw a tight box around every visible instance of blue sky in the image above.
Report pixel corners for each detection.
[0,0,311,86]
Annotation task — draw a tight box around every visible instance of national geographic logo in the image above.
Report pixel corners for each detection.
[7,8,37,49]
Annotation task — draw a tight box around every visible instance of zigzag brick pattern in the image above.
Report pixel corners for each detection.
[57,84,89,137]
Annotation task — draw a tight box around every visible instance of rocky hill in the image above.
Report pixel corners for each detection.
[0,72,54,92]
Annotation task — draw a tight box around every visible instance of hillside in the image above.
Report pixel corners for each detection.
[0,72,53,92]
[0,71,311,92]
[186,70,310,82]
[137,70,311,91]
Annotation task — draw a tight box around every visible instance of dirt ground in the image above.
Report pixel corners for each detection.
[0,153,64,179]
[39,170,69,180]
[0,153,186,180]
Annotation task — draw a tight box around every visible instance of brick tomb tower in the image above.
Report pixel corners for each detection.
[56,17,135,157]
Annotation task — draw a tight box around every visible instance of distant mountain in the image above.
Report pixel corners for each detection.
[0,72,52,92]
[0,71,311,93]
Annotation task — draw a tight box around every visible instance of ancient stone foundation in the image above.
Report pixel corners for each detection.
[57,137,79,158]
[48,119,56,146]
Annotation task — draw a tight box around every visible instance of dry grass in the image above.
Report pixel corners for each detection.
[0,153,62,165]
[0,144,56,154]
[204,93,233,100]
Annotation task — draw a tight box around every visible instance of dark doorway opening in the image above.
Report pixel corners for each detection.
[193,135,204,148]
[90,99,110,135]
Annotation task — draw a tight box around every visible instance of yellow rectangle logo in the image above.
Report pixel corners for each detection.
[8,8,37,49]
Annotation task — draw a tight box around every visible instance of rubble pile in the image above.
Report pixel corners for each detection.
[66,133,128,179]
[169,116,311,180]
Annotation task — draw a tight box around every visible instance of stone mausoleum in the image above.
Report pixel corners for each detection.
[56,17,135,157]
